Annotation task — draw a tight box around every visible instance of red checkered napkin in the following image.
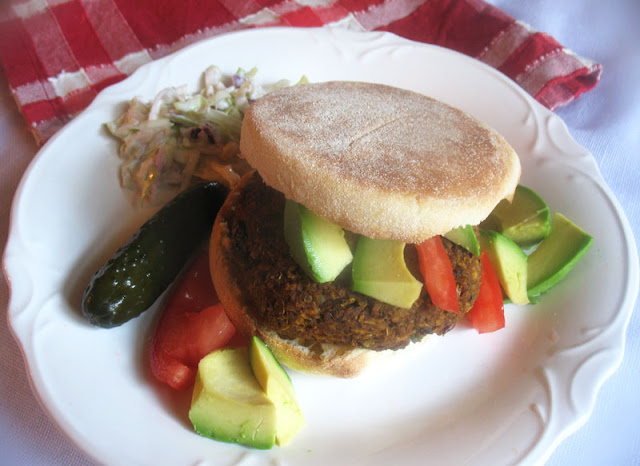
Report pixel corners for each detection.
[0,0,602,145]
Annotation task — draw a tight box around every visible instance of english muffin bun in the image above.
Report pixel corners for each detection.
[240,81,521,243]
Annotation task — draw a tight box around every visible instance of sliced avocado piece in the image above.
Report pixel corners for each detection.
[527,213,593,298]
[189,348,276,449]
[479,229,529,305]
[351,237,423,308]
[249,336,305,446]
[444,225,480,255]
[284,199,353,283]
[480,185,551,248]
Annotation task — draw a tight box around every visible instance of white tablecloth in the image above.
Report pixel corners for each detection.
[1,0,638,464]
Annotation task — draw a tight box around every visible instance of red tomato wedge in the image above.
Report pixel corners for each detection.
[149,251,237,390]
[416,236,460,314]
[466,252,505,333]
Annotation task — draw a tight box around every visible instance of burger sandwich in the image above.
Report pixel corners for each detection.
[209,81,521,377]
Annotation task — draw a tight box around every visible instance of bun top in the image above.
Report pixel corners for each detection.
[240,81,521,243]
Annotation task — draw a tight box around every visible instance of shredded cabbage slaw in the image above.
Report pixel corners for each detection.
[106,66,303,207]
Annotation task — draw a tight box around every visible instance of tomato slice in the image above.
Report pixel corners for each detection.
[416,236,460,314]
[466,252,505,333]
[149,251,237,390]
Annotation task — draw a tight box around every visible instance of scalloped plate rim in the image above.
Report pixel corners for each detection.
[3,27,638,466]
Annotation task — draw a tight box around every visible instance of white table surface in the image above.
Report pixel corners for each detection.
[1,0,639,464]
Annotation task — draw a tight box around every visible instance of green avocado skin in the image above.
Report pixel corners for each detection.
[283,199,353,283]
[82,182,228,328]
[480,184,551,248]
[479,229,530,305]
[249,336,305,446]
[189,347,277,450]
[444,225,480,256]
[527,213,593,298]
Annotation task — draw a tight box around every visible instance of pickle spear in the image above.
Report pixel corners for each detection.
[82,182,228,328]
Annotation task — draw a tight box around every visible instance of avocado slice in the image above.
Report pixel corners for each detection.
[284,199,353,283]
[249,337,305,446]
[189,348,276,449]
[479,229,529,305]
[527,213,593,298]
[444,225,480,255]
[351,237,423,308]
[480,185,551,248]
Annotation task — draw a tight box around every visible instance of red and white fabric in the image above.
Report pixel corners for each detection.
[0,0,602,144]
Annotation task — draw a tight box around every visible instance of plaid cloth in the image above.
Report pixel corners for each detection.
[0,0,602,145]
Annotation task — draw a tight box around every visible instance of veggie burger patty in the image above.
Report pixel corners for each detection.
[218,172,482,351]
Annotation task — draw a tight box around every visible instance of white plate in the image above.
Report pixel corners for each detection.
[4,27,638,466]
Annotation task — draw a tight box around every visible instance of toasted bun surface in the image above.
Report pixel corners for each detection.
[240,81,521,243]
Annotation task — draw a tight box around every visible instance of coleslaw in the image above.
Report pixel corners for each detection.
[106,66,304,206]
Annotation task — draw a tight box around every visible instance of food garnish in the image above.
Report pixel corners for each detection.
[82,181,228,327]
[106,66,304,207]
[416,236,461,314]
[188,337,304,448]
[149,252,237,390]
[466,252,506,333]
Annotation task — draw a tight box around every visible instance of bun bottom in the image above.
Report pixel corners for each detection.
[259,329,434,378]
[256,329,372,378]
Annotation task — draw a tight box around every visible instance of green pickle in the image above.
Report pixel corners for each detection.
[82,182,228,328]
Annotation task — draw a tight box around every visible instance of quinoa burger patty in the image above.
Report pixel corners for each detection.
[212,172,481,351]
